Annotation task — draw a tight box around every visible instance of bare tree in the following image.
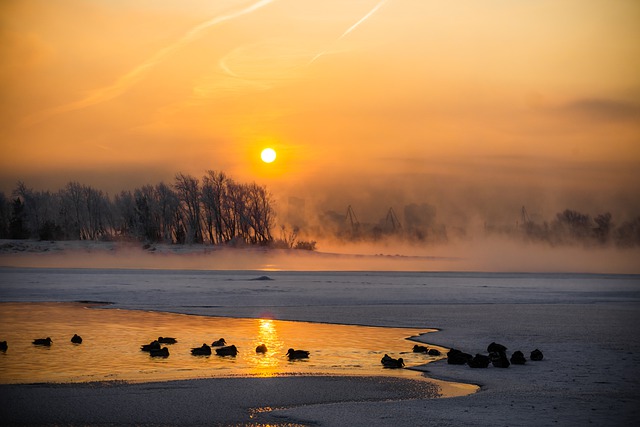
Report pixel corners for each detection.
[174,173,203,244]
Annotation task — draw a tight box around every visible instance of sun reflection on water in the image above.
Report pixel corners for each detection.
[0,302,447,385]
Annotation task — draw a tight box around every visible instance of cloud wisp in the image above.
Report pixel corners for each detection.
[308,0,388,66]
[22,0,275,126]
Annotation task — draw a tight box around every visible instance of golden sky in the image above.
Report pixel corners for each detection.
[1,0,639,224]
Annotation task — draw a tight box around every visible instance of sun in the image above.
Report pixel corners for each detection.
[261,148,276,163]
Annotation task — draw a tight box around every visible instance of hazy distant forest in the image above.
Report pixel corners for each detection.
[1,171,639,249]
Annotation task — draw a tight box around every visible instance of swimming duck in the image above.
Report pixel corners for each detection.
[71,334,83,344]
[256,344,268,353]
[191,344,212,356]
[158,337,177,344]
[215,345,238,357]
[33,337,53,346]
[211,338,226,347]
[286,348,310,360]
[381,354,404,368]
[141,340,161,352]
[413,344,429,353]
[149,347,170,358]
[0,341,7,352]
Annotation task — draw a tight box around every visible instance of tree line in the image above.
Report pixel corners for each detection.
[517,209,640,247]
[0,171,276,245]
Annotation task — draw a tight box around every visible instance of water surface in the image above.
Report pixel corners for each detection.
[0,302,446,385]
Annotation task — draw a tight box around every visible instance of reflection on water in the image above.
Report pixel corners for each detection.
[0,302,446,385]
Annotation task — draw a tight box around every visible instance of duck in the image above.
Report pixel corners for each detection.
[468,354,491,368]
[428,348,441,356]
[530,349,544,361]
[510,350,527,365]
[141,340,161,352]
[286,348,310,360]
[191,344,212,356]
[381,354,404,368]
[256,344,268,353]
[0,341,7,352]
[158,337,177,344]
[211,338,226,347]
[33,337,53,346]
[487,342,507,353]
[490,351,510,368]
[71,334,83,344]
[413,344,429,353]
[215,345,238,357]
[149,347,170,358]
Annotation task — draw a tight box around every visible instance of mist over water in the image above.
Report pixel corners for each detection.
[0,239,638,273]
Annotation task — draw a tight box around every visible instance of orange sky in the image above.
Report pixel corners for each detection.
[1,0,639,225]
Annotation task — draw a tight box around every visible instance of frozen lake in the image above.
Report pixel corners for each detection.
[1,266,639,425]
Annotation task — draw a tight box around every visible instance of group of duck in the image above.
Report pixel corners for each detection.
[446,342,544,368]
[0,334,84,350]
[380,344,442,369]
[139,336,310,361]
[0,336,310,363]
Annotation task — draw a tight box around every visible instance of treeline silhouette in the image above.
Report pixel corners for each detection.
[0,171,276,245]
[516,209,640,247]
[314,205,640,248]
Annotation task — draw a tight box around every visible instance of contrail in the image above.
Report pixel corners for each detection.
[309,0,388,66]
[23,0,275,126]
[338,0,387,40]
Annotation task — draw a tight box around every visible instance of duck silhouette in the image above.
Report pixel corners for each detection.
[33,337,52,346]
[211,338,226,347]
[256,344,268,353]
[191,344,212,356]
[71,334,83,344]
[530,349,544,361]
[158,337,177,344]
[510,350,527,365]
[381,354,404,368]
[150,347,170,358]
[141,340,161,352]
[413,344,429,353]
[215,345,238,357]
[0,341,7,352]
[286,348,310,360]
